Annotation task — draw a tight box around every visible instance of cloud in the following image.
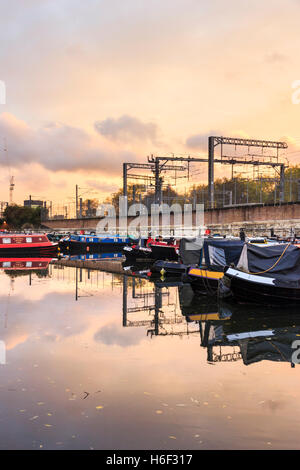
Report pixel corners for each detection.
[185,130,221,151]
[0,113,138,174]
[85,179,119,193]
[94,115,159,144]
[265,52,288,64]
[94,322,145,348]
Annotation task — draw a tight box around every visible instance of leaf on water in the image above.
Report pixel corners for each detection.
[143,392,151,395]
[203,402,209,406]
[37,402,44,406]
[155,410,163,414]
[47,413,52,416]
[19,410,26,413]
[168,436,177,440]
[29,416,39,421]
[176,404,186,407]
[96,405,103,409]
[44,424,52,427]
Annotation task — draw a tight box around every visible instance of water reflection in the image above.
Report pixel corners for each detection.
[122,276,300,368]
[0,263,300,449]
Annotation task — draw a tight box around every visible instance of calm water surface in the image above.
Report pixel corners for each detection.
[0,262,300,450]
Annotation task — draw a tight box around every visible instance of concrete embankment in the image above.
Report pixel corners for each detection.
[52,257,136,276]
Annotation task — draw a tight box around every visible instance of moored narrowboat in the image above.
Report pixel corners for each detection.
[219,243,300,305]
[0,233,58,257]
[123,237,179,266]
[60,234,134,253]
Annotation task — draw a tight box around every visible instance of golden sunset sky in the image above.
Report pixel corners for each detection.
[0,0,300,207]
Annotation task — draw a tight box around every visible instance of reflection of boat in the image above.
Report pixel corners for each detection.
[0,233,58,257]
[0,257,53,270]
[179,286,229,321]
[220,243,300,305]
[67,252,123,261]
[194,301,300,366]
[0,257,52,278]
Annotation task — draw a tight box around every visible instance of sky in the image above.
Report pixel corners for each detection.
[0,0,300,209]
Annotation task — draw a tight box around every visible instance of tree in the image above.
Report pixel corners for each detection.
[3,205,42,229]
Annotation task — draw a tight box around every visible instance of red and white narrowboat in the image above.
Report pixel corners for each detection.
[0,233,59,257]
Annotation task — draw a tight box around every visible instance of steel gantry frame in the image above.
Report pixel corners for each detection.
[123,136,288,210]
[150,136,288,208]
[208,136,288,208]
[122,161,186,207]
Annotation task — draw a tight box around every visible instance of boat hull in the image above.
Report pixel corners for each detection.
[187,267,224,295]
[223,267,300,306]
[150,260,188,276]
[150,244,178,261]
[0,244,58,257]
[60,240,128,253]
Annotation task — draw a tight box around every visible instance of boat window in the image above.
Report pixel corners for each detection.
[3,262,11,267]
[2,238,11,244]
[26,237,32,243]
[26,261,32,267]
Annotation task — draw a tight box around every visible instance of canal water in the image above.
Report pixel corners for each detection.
[0,262,300,450]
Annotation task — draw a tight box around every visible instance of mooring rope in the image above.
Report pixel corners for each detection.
[245,243,291,275]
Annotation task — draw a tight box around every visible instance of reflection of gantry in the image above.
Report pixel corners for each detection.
[199,321,242,363]
[122,277,199,337]
[211,349,242,363]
